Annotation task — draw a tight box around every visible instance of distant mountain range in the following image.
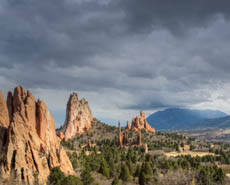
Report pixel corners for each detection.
[146,108,229,130]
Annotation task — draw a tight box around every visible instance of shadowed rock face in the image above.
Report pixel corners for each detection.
[61,92,93,140]
[131,110,155,133]
[0,85,73,185]
[0,91,10,154]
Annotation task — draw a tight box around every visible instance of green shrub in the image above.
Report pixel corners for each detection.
[111,177,121,185]
[62,175,83,185]
[48,167,65,185]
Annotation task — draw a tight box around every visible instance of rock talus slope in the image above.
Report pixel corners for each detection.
[0,86,73,185]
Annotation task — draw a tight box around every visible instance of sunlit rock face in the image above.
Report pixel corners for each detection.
[61,92,93,140]
[0,85,73,185]
[131,110,155,133]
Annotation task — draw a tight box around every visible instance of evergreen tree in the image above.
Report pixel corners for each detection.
[48,167,65,185]
[62,175,83,185]
[126,160,134,176]
[120,164,131,182]
[214,168,225,183]
[134,164,141,177]
[81,169,94,185]
[99,159,110,178]
[111,177,121,185]
[139,162,154,185]
[139,171,146,185]
[142,162,153,177]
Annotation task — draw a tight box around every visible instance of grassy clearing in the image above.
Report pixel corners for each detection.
[165,151,215,158]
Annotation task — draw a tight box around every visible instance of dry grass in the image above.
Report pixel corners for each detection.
[164,151,215,158]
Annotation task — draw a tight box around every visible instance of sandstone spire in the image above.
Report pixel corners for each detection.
[0,86,73,184]
[125,120,131,130]
[131,110,155,133]
[61,92,93,140]
[0,91,9,128]
[137,130,142,146]
[118,121,123,146]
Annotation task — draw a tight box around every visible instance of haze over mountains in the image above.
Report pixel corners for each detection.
[147,108,228,130]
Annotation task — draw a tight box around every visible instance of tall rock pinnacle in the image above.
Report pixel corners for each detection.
[61,92,93,140]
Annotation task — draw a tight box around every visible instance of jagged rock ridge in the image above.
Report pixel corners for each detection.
[0,86,73,185]
[61,92,93,140]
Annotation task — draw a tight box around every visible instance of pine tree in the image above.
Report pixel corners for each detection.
[126,160,134,176]
[111,177,121,185]
[81,169,94,185]
[134,164,141,177]
[120,164,131,182]
[99,159,110,178]
[62,175,83,185]
[139,171,146,185]
[48,167,65,185]
[138,162,154,185]
[142,162,153,177]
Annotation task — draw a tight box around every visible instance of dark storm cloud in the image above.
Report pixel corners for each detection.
[1,0,230,124]
[119,0,230,34]
[0,0,124,69]
[122,102,177,110]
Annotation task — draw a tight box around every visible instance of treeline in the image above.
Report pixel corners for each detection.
[50,139,226,185]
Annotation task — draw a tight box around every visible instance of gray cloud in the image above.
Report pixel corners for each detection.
[120,0,230,34]
[1,0,230,126]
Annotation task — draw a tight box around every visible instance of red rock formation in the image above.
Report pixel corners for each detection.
[87,140,92,148]
[0,91,9,128]
[137,131,142,146]
[123,132,129,145]
[58,131,65,140]
[118,121,123,146]
[0,86,73,184]
[6,91,13,123]
[144,144,148,153]
[61,92,93,140]
[125,121,131,130]
[0,91,9,151]
[131,110,155,133]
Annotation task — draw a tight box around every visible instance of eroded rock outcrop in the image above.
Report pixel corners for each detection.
[0,91,9,128]
[0,91,9,151]
[0,86,73,185]
[118,121,123,146]
[131,110,155,133]
[61,92,93,140]
[125,121,131,130]
[137,130,142,146]
[58,131,65,141]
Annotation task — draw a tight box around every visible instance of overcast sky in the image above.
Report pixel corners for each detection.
[1,0,230,127]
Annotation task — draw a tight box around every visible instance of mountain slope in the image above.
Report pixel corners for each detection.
[197,116,230,129]
[146,108,227,130]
